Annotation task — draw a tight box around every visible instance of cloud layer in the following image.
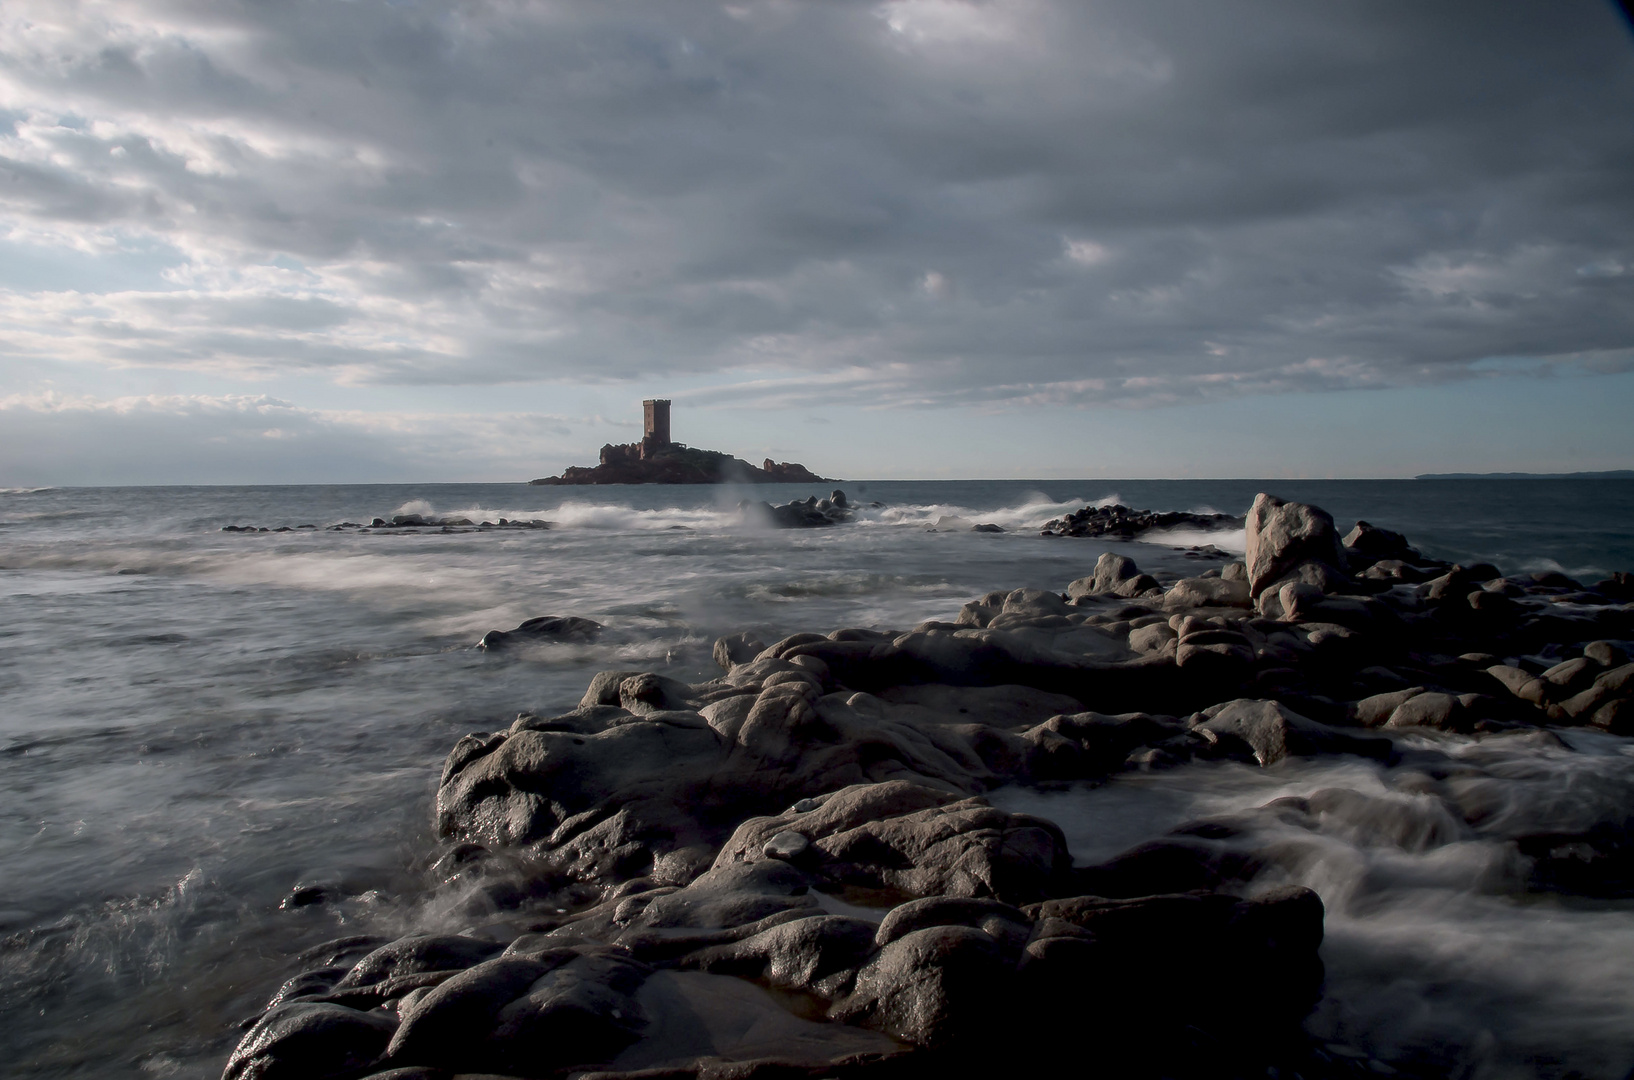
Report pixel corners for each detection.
[0,391,604,483]
[1,0,1631,419]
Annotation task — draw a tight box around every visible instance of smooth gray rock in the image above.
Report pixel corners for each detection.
[713,632,766,671]
[762,830,810,860]
[1244,493,1347,601]
[1165,576,1252,610]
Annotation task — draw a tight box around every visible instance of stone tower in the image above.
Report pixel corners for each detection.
[640,399,672,458]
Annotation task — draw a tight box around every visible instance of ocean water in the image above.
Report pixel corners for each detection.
[1,478,1631,1078]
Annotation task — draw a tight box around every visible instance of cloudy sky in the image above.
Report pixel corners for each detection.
[2,0,1632,483]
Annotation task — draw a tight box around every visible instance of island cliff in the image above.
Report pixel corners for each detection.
[530,399,834,485]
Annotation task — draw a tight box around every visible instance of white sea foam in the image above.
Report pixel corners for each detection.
[1138,525,1248,553]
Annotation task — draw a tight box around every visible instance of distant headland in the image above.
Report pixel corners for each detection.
[529,399,835,485]
[1415,470,1634,480]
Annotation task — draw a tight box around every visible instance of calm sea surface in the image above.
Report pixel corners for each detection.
[1,479,1631,1078]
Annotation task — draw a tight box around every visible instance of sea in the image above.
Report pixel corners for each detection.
[2,478,1632,1079]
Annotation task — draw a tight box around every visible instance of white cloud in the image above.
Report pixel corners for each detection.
[1063,238,1111,266]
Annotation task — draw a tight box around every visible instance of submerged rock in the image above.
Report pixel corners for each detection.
[739,490,864,528]
[477,616,603,650]
[1040,502,1244,540]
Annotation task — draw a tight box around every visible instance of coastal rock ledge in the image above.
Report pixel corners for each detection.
[227,493,1634,1080]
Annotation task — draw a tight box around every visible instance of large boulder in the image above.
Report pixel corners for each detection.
[1244,494,1347,605]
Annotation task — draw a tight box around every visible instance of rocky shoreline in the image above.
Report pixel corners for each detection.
[225,494,1634,1080]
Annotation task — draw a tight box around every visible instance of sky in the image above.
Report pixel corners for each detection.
[1,0,1632,484]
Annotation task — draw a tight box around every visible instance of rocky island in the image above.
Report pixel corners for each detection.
[531,400,833,486]
[224,494,1634,1080]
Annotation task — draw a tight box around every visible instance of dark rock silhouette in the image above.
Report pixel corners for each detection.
[531,399,833,485]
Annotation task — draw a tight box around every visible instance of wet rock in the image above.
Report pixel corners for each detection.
[873,896,1030,949]
[613,968,904,1071]
[1343,520,1418,565]
[1165,575,1252,609]
[478,616,603,650]
[1380,690,1530,733]
[680,913,878,997]
[333,935,506,991]
[385,956,553,1068]
[225,1002,397,1080]
[278,882,337,910]
[1023,711,1183,777]
[743,491,857,529]
[485,950,652,1072]
[1486,665,1549,706]
[1520,821,1634,898]
[829,925,1014,1048]
[1585,640,1630,668]
[1041,504,1244,541]
[1192,699,1393,765]
[1352,686,1428,727]
[1129,622,1178,654]
[712,632,766,671]
[1590,571,1634,601]
[1423,563,1503,602]
[867,682,1084,730]
[713,782,1071,904]
[762,830,810,860]
[1068,552,1164,600]
[631,859,821,930]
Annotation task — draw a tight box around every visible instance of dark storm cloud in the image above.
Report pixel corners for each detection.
[0,0,1630,402]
